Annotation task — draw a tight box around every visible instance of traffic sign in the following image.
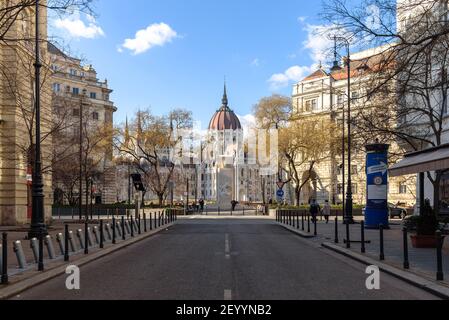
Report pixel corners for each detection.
[277,189,285,198]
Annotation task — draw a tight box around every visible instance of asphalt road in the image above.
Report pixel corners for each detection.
[12,219,438,300]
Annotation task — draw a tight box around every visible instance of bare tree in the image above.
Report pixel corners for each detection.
[323,0,449,212]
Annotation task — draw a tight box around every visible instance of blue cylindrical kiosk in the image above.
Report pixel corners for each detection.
[365,144,390,229]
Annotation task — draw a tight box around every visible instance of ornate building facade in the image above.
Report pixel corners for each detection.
[291,47,417,206]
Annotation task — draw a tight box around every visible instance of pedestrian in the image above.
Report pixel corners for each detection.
[231,200,238,211]
[322,200,331,224]
[199,198,205,212]
[309,199,320,223]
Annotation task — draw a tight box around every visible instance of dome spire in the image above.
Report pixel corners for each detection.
[221,80,229,110]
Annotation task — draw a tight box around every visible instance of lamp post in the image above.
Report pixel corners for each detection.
[79,88,87,221]
[333,36,354,225]
[29,0,48,239]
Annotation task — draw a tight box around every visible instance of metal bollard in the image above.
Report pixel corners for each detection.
[121,217,126,240]
[361,221,366,253]
[100,220,104,249]
[314,217,317,236]
[150,212,153,231]
[116,220,122,238]
[84,223,89,254]
[64,225,70,261]
[105,223,112,241]
[38,231,44,271]
[130,217,135,237]
[379,224,385,261]
[403,227,410,269]
[87,227,94,246]
[346,221,351,249]
[92,226,100,245]
[158,211,161,228]
[13,241,27,269]
[335,217,339,244]
[297,212,300,229]
[436,230,444,281]
[307,214,311,233]
[1,233,8,284]
[56,233,65,256]
[30,238,39,263]
[76,229,84,250]
[112,217,116,244]
[68,230,76,252]
[138,215,141,235]
[44,235,56,260]
[144,213,147,233]
[302,213,305,231]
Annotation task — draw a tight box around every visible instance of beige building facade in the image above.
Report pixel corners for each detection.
[49,43,117,205]
[0,2,53,225]
[291,47,416,207]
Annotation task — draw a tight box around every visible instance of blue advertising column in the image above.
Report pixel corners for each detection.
[365,144,390,229]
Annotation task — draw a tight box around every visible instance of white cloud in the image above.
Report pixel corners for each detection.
[119,23,178,55]
[267,23,335,90]
[54,13,105,39]
[297,16,307,23]
[268,65,313,90]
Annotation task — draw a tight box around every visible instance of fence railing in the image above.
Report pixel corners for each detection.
[1,208,183,285]
[275,209,447,282]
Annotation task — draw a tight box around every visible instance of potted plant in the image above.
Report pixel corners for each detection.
[404,200,441,248]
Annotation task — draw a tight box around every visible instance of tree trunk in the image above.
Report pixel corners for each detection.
[158,193,164,207]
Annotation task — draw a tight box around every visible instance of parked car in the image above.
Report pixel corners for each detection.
[388,202,408,219]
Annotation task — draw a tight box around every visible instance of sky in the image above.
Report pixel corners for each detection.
[49,0,337,129]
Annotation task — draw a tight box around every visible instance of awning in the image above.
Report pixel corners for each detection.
[390,144,449,177]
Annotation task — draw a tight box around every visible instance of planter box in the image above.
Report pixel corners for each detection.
[410,234,445,249]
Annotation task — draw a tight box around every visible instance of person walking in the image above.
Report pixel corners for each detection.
[322,200,331,224]
[309,199,320,223]
[199,198,205,213]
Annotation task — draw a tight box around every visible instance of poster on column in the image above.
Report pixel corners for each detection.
[365,144,389,229]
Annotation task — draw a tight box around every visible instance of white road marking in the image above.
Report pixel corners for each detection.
[225,234,231,259]
[224,289,232,301]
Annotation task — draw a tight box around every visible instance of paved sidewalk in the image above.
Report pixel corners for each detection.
[279,215,449,286]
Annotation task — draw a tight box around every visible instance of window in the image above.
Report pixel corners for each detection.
[52,83,61,93]
[72,87,80,95]
[70,69,77,76]
[399,183,408,194]
[90,92,97,99]
[351,165,358,175]
[92,112,99,121]
[304,99,318,112]
[351,91,360,100]
[51,64,58,72]
[352,184,358,194]
[73,109,80,117]
[337,94,344,105]
[337,184,344,194]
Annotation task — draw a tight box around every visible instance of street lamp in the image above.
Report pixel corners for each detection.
[29,0,47,239]
[79,88,87,221]
[333,36,355,224]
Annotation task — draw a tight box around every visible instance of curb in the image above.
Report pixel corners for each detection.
[0,222,176,300]
[322,242,449,300]
[277,222,315,239]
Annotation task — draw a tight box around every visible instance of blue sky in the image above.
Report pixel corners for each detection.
[49,0,332,128]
